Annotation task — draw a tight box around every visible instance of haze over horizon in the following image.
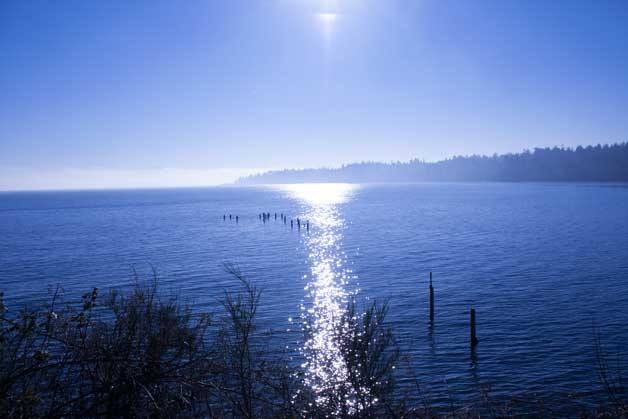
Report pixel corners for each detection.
[2,0,628,190]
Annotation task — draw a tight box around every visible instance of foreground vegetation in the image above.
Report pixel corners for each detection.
[1,266,627,418]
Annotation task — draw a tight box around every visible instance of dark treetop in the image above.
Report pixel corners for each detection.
[238,143,628,184]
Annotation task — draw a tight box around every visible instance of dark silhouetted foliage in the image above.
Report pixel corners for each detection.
[238,143,628,184]
[2,271,628,418]
[0,269,401,418]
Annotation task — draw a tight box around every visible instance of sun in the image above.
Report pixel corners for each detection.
[315,12,339,43]
[316,12,338,24]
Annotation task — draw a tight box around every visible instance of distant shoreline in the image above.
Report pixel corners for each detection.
[238,142,628,185]
[2,179,628,194]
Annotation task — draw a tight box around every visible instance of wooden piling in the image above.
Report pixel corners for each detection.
[470,308,478,347]
[429,272,434,323]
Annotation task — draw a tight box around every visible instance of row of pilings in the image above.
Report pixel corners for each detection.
[223,212,310,231]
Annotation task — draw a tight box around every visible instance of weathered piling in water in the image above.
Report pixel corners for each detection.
[470,308,478,347]
[235,216,239,223]
[306,220,309,231]
[290,220,293,228]
[274,213,277,220]
[229,214,232,220]
[223,214,226,221]
[429,272,434,324]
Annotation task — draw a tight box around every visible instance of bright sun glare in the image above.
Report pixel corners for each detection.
[315,12,339,42]
[316,12,338,23]
[276,182,364,413]
[278,183,356,206]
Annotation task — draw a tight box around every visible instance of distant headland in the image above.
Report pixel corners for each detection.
[237,142,628,184]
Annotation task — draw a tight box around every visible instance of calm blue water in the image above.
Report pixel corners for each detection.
[1,183,628,411]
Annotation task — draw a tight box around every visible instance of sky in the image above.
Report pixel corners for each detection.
[1,0,628,190]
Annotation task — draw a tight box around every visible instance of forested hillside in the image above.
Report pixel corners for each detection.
[239,143,628,184]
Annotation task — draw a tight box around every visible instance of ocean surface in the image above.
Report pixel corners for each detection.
[2,183,628,412]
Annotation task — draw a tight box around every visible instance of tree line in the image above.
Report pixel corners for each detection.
[239,143,628,184]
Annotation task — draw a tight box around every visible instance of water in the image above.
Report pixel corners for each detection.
[1,183,628,412]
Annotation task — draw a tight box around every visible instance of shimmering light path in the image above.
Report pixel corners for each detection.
[280,184,363,413]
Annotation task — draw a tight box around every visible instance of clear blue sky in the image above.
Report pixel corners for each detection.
[1,0,627,189]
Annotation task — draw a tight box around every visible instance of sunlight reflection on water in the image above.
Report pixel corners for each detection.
[279,184,366,413]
